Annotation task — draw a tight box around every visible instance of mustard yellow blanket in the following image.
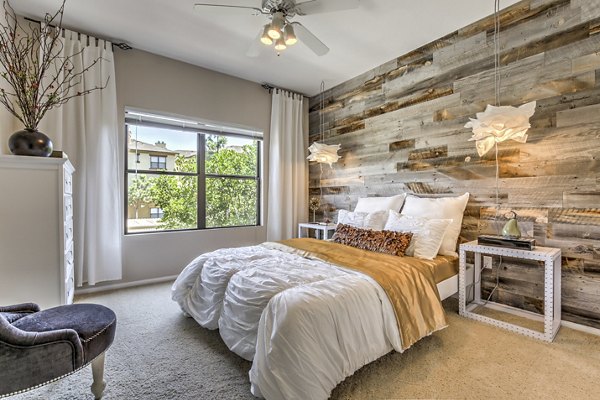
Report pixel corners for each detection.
[267,238,448,350]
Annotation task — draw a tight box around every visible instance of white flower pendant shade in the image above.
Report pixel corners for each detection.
[307,142,341,166]
[465,101,536,156]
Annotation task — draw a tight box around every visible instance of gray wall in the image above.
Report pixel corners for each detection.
[115,48,271,283]
[0,102,16,154]
[0,17,25,152]
[0,45,273,286]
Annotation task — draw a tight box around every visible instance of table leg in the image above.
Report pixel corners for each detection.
[474,252,482,304]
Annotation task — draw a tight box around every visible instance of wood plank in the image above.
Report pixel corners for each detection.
[571,0,600,22]
[549,208,600,226]
[389,139,416,152]
[563,191,600,208]
[548,222,600,242]
[319,176,365,187]
[572,52,600,75]
[408,146,448,161]
[556,103,600,127]
[502,21,590,66]
[545,29,600,62]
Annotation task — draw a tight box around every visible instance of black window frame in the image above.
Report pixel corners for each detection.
[125,122,262,235]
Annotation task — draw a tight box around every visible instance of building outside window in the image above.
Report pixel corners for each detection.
[125,110,262,234]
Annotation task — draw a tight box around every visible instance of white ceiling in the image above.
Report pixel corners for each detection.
[13,0,520,96]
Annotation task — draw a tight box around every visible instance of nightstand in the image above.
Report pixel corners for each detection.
[459,240,561,342]
[298,222,337,240]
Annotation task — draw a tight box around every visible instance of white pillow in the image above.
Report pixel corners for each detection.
[384,211,452,260]
[354,194,406,213]
[337,209,388,231]
[400,193,469,257]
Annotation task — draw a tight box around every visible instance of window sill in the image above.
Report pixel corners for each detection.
[124,224,264,236]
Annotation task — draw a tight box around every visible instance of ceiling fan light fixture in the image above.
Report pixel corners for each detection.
[274,37,287,51]
[268,12,285,39]
[260,24,273,45]
[284,24,297,45]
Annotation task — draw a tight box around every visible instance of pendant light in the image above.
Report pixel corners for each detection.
[284,24,297,45]
[307,81,341,223]
[464,0,536,215]
[260,24,273,45]
[274,37,287,51]
[307,81,341,167]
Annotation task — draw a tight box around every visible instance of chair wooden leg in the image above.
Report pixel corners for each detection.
[90,352,107,400]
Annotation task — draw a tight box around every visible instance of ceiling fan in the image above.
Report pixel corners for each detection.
[193,0,360,57]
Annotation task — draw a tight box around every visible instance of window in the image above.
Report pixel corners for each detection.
[125,111,262,234]
[205,135,259,228]
[149,155,167,169]
[150,207,164,219]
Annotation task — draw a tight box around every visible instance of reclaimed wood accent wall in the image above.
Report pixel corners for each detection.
[308,0,600,328]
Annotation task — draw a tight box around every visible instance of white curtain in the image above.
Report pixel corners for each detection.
[267,89,308,241]
[39,30,122,286]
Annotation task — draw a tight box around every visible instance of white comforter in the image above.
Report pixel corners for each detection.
[171,243,404,400]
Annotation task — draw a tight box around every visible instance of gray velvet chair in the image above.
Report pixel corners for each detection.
[0,303,117,399]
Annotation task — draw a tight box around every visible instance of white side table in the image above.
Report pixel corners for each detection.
[459,240,561,342]
[298,223,337,240]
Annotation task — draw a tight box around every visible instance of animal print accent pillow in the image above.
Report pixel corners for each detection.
[332,223,413,257]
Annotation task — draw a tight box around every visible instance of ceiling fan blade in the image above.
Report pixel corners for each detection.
[295,0,360,15]
[246,29,264,58]
[291,22,329,56]
[193,3,265,15]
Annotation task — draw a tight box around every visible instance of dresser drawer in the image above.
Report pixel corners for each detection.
[64,172,73,194]
[64,218,74,247]
[64,195,73,219]
[64,242,74,280]
[65,274,74,304]
[64,244,75,305]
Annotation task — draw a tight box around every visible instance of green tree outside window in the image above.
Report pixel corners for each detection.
[136,136,258,230]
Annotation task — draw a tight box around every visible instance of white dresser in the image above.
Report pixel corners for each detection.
[0,154,75,309]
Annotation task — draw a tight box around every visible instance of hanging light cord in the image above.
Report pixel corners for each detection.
[494,142,500,222]
[319,80,325,218]
[494,0,501,108]
[320,80,325,143]
[493,0,501,222]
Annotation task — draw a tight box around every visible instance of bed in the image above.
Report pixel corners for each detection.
[171,237,460,399]
[172,239,457,399]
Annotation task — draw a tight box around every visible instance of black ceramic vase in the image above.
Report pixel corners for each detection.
[8,128,53,157]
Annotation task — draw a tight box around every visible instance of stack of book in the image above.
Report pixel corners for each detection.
[477,235,536,250]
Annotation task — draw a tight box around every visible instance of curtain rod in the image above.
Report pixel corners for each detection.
[261,83,306,97]
[23,16,132,50]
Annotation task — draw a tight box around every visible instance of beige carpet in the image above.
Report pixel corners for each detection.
[11,282,600,400]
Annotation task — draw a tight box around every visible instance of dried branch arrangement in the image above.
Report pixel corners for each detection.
[0,0,106,130]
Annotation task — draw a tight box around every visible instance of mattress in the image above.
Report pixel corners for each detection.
[429,255,459,283]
